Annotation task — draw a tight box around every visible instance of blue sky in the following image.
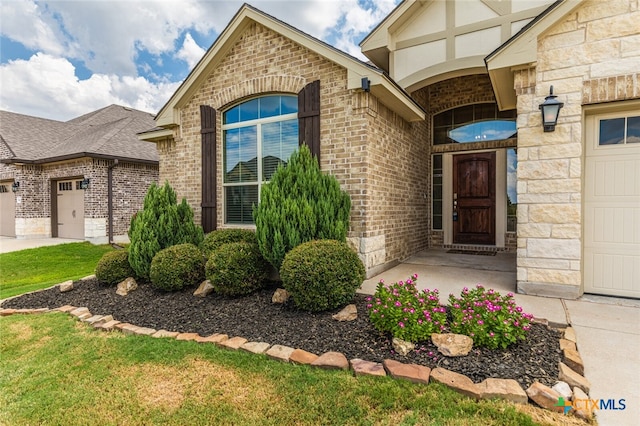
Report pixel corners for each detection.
[0,0,399,121]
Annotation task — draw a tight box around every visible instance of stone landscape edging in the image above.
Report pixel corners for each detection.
[0,287,593,423]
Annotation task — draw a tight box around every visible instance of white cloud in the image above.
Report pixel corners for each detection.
[176,33,206,69]
[0,53,179,121]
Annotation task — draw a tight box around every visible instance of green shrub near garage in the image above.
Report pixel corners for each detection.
[205,242,269,297]
[149,243,205,291]
[280,240,365,312]
[95,249,135,285]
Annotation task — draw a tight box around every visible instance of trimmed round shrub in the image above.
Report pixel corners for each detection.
[150,243,205,291]
[280,240,365,312]
[95,250,135,285]
[205,242,268,296]
[201,228,258,258]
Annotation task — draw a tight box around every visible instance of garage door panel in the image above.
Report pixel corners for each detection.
[585,251,640,297]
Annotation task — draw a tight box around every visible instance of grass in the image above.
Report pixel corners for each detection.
[0,243,113,299]
[0,312,585,426]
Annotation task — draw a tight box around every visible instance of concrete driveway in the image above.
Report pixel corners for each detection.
[0,237,85,254]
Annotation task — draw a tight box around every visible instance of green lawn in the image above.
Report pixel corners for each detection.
[0,243,113,299]
[0,313,555,426]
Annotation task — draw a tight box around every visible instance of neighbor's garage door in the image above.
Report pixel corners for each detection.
[57,179,84,239]
[0,181,16,237]
[584,112,640,298]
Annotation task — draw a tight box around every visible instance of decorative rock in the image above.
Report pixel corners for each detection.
[289,349,319,365]
[572,387,594,420]
[430,367,482,399]
[526,381,563,412]
[383,359,430,385]
[311,351,349,370]
[431,333,473,357]
[114,322,133,331]
[90,315,114,327]
[55,305,77,313]
[196,334,227,344]
[193,280,214,297]
[84,314,107,325]
[392,337,415,356]
[80,274,95,281]
[152,330,179,338]
[562,348,584,376]
[116,277,137,296]
[478,378,528,404]
[220,336,247,350]
[69,307,90,318]
[552,381,573,400]
[0,309,16,316]
[98,320,121,330]
[272,288,290,304]
[176,332,199,341]
[266,344,295,362]
[558,362,590,394]
[58,280,74,293]
[563,327,577,343]
[241,341,271,354]
[559,338,577,351]
[118,324,140,335]
[332,304,357,321]
[350,359,386,377]
[131,326,156,336]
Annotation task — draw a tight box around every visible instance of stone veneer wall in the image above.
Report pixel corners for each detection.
[514,0,640,298]
[157,22,428,274]
[5,159,157,240]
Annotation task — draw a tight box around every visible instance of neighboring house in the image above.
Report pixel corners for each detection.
[140,0,639,299]
[0,105,159,243]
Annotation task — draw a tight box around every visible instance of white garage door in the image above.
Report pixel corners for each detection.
[57,179,85,239]
[0,182,16,237]
[584,112,640,298]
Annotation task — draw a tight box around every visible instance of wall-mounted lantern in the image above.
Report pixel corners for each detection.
[361,77,370,93]
[11,181,20,192]
[539,85,564,132]
[80,178,90,189]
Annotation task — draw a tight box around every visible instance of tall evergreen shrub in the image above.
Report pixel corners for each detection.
[253,145,351,270]
[128,181,204,279]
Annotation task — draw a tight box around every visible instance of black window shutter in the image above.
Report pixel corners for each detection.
[200,105,217,233]
[298,80,321,161]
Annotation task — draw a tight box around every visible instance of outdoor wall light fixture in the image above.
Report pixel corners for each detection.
[80,178,90,189]
[11,181,19,192]
[361,77,370,92]
[539,85,564,132]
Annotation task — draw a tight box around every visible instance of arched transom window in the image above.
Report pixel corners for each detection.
[433,103,516,145]
[223,95,298,224]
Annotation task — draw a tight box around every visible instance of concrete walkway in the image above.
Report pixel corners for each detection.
[360,250,640,426]
[0,236,84,254]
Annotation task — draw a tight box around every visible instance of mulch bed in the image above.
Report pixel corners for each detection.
[1,278,561,389]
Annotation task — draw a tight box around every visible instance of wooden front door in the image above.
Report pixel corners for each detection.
[453,152,496,245]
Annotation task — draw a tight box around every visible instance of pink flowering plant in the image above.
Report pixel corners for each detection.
[367,274,447,343]
[448,285,534,350]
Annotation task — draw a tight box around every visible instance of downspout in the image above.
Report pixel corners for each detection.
[108,159,119,244]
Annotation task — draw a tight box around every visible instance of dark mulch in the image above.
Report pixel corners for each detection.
[1,278,561,389]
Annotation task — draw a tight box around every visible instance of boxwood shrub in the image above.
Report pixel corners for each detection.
[150,243,205,291]
[201,228,258,258]
[95,249,135,285]
[205,242,268,297]
[280,239,365,312]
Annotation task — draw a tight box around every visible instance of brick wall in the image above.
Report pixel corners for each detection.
[7,159,157,240]
[157,21,429,273]
[515,0,640,298]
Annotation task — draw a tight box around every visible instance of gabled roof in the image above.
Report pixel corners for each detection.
[0,105,159,164]
[485,0,583,110]
[152,3,425,129]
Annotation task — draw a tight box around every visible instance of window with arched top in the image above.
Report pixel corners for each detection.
[433,103,516,145]
[222,95,298,224]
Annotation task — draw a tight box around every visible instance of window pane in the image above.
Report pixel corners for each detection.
[224,126,257,183]
[453,105,473,125]
[476,103,496,120]
[448,120,517,143]
[627,116,640,143]
[260,96,280,118]
[240,98,259,121]
[262,119,298,181]
[224,105,240,124]
[599,118,625,145]
[225,185,258,224]
[281,96,298,114]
